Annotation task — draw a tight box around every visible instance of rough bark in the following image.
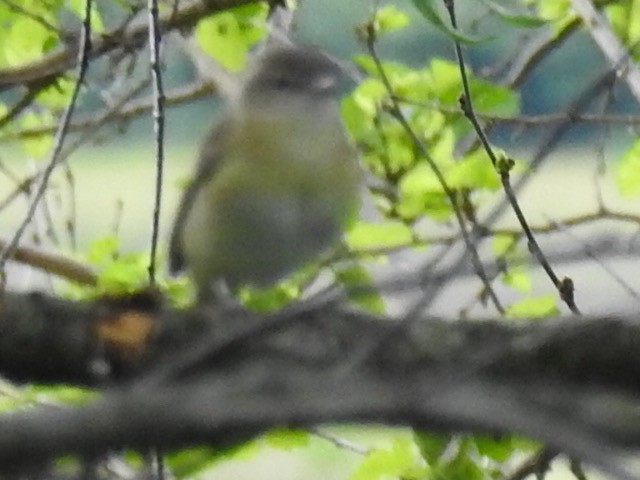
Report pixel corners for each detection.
[0,290,639,477]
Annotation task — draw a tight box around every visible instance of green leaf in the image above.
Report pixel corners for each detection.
[537,0,571,20]
[373,5,411,34]
[413,431,451,464]
[25,384,97,406]
[82,235,150,295]
[622,0,640,49]
[353,54,415,78]
[386,134,415,173]
[607,5,629,43]
[412,109,447,141]
[20,111,54,157]
[239,280,300,312]
[162,276,195,309]
[36,78,75,109]
[262,428,310,450]
[165,439,266,477]
[165,447,220,478]
[354,55,436,104]
[4,15,56,66]
[85,235,119,265]
[469,80,520,117]
[426,59,463,105]
[350,436,427,480]
[409,0,487,43]
[491,233,517,257]
[0,395,24,414]
[97,252,149,294]
[506,294,559,319]
[425,59,520,116]
[501,266,532,293]
[346,221,413,251]
[397,158,455,221]
[0,384,97,413]
[66,0,104,32]
[341,78,386,138]
[195,3,268,71]
[473,434,517,462]
[238,262,328,312]
[334,263,386,313]
[447,149,500,190]
[615,136,640,196]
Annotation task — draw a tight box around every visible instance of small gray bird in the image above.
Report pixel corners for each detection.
[168,44,360,302]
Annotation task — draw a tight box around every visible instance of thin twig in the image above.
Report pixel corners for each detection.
[553,219,640,301]
[0,174,37,214]
[39,187,61,246]
[394,98,640,126]
[504,448,556,480]
[0,79,214,142]
[0,0,93,274]
[311,428,369,455]
[0,81,52,131]
[413,5,621,312]
[569,459,589,480]
[504,20,581,88]
[9,83,639,147]
[443,0,580,315]
[62,164,78,252]
[147,0,166,286]
[335,19,508,375]
[147,1,167,474]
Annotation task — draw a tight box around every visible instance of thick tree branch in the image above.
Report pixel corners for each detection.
[0,370,636,478]
[1,292,640,477]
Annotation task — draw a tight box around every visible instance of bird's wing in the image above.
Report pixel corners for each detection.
[168,119,231,274]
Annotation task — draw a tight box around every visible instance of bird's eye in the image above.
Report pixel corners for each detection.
[272,77,291,90]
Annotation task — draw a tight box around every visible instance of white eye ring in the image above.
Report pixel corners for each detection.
[311,75,337,93]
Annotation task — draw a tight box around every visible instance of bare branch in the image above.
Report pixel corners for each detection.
[147,0,166,286]
[571,0,640,103]
[0,0,94,274]
[443,0,580,314]
[0,80,216,142]
[0,239,96,285]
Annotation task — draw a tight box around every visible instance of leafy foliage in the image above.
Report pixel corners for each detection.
[195,3,268,71]
[350,436,427,480]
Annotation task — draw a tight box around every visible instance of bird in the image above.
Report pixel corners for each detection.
[168,43,360,303]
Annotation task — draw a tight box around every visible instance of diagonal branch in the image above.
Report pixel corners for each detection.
[571,0,640,104]
[443,0,581,314]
